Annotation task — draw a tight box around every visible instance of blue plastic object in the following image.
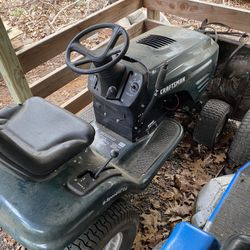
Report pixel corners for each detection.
[161,222,220,250]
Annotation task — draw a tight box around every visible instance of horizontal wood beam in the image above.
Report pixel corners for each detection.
[143,0,250,33]
[127,19,146,39]
[31,20,145,98]
[144,19,165,31]
[61,88,92,113]
[17,0,143,73]
[30,64,78,97]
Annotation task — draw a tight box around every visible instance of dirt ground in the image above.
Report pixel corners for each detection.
[0,0,249,249]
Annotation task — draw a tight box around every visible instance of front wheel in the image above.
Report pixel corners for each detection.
[66,199,139,250]
[193,99,231,147]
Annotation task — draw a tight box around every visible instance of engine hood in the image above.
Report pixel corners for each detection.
[126,25,217,71]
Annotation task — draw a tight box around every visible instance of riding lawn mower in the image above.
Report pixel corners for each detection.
[0,20,249,250]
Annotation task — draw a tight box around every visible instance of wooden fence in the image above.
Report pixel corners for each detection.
[1,0,250,113]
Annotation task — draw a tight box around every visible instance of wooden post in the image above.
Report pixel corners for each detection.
[147,9,160,21]
[0,17,32,104]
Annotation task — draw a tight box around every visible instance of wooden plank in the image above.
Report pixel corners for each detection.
[126,19,146,39]
[0,17,32,103]
[61,88,92,113]
[8,28,23,40]
[143,0,250,33]
[147,9,160,21]
[3,22,24,51]
[30,64,78,97]
[17,0,143,73]
[31,20,145,98]
[144,19,165,31]
[3,22,11,32]
[12,39,24,51]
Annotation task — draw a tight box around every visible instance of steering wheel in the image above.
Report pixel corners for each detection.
[65,23,129,74]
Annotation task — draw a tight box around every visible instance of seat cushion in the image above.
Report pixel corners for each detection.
[0,97,95,178]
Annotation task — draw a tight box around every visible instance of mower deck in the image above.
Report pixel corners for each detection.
[206,162,250,244]
[0,106,182,250]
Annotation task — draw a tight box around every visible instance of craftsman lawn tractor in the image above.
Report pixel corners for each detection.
[0,23,224,250]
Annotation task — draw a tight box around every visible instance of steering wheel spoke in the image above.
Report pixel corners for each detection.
[106,48,122,58]
[73,57,92,67]
[104,26,122,55]
[71,42,94,59]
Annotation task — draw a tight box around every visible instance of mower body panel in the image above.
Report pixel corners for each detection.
[126,26,219,101]
[0,107,183,250]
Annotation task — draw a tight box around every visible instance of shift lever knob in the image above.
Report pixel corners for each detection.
[110,149,119,158]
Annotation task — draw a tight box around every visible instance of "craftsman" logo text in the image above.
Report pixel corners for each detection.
[160,76,186,95]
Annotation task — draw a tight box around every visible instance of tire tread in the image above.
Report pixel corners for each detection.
[194,99,231,147]
[66,199,138,250]
[229,109,250,165]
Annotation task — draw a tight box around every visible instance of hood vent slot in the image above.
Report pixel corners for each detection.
[137,34,176,49]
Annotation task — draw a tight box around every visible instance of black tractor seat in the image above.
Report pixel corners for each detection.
[0,97,95,180]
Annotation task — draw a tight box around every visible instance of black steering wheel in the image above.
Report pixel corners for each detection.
[65,23,129,74]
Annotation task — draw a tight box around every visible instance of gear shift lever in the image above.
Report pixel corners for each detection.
[94,149,119,179]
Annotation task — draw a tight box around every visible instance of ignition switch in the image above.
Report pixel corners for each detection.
[130,82,139,93]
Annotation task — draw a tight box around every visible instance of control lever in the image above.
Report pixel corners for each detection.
[94,149,119,179]
[139,63,168,124]
[106,86,118,99]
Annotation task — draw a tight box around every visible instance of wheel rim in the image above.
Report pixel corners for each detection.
[103,232,123,250]
[215,116,227,142]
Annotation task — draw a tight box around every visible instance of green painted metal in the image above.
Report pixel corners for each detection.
[126,26,219,101]
[0,110,183,250]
